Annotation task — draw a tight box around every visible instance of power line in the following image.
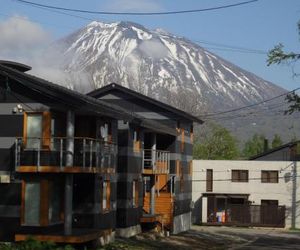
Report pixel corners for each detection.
[13,0,258,16]
[193,39,268,55]
[199,87,300,118]
[202,46,267,55]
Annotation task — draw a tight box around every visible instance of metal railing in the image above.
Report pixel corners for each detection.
[15,137,117,171]
[142,149,170,174]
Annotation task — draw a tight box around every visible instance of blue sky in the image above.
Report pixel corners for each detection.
[1,0,300,90]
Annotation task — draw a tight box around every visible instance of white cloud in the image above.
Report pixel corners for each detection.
[0,16,95,93]
[103,0,162,12]
[0,16,51,60]
[139,39,168,59]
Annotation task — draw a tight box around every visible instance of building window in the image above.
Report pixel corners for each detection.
[102,180,111,212]
[206,169,213,192]
[176,160,184,191]
[261,200,278,206]
[22,179,62,226]
[133,180,139,207]
[169,175,176,195]
[133,128,141,153]
[180,128,185,153]
[100,122,112,143]
[23,181,40,225]
[261,171,278,183]
[232,170,248,182]
[24,112,51,149]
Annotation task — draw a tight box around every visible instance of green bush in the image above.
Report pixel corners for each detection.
[0,238,74,250]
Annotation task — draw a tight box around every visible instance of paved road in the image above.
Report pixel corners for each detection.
[190,225,300,249]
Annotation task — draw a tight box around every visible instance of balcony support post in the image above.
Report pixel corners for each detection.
[66,110,75,167]
[64,174,73,235]
[150,175,156,215]
[64,110,74,235]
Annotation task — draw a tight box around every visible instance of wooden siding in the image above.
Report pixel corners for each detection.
[143,192,173,227]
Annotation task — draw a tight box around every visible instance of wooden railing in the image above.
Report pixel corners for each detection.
[142,149,170,174]
[15,137,117,171]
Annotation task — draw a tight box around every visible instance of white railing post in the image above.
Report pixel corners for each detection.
[89,140,93,169]
[83,138,86,168]
[142,149,145,171]
[60,138,63,170]
[15,139,19,171]
[96,140,100,169]
[37,138,41,171]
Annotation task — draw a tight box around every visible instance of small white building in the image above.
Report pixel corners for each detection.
[192,160,300,228]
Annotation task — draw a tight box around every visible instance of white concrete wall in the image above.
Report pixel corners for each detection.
[192,160,300,228]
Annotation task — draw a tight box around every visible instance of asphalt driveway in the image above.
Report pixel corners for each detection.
[108,225,300,250]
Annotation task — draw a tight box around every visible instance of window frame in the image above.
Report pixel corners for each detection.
[206,169,213,192]
[231,170,249,182]
[102,180,111,212]
[23,111,51,150]
[133,128,141,153]
[261,170,279,183]
[132,180,139,208]
[21,178,63,227]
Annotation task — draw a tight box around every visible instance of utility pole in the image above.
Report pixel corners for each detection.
[291,160,297,229]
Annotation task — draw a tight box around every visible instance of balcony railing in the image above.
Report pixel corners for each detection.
[142,149,170,174]
[15,137,117,171]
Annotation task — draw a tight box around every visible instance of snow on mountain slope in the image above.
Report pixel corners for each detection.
[56,21,286,112]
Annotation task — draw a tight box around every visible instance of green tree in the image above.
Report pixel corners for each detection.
[271,134,283,148]
[267,23,300,114]
[242,134,266,158]
[193,124,239,160]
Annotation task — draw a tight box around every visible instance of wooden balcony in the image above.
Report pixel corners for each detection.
[15,137,117,173]
[142,149,170,174]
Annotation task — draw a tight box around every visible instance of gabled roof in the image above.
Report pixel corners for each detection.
[250,140,299,160]
[0,63,134,120]
[88,83,204,124]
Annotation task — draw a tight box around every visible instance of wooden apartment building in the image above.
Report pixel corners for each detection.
[0,61,202,244]
[89,83,203,236]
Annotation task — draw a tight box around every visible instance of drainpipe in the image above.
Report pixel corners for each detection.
[64,110,74,235]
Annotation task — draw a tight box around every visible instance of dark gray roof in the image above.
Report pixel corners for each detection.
[0,62,178,135]
[250,140,300,160]
[0,63,138,120]
[88,83,204,124]
[0,60,32,72]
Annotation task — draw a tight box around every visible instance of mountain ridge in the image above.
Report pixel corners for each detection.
[45,20,299,144]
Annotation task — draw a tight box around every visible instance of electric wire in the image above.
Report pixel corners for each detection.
[13,0,258,16]
[198,87,300,118]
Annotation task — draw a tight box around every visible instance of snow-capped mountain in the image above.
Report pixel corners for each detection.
[56,21,285,112]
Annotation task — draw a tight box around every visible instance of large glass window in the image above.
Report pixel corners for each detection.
[26,114,42,149]
[48,180,62,223]
[23,179,62,226]
[24,182,40,225]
